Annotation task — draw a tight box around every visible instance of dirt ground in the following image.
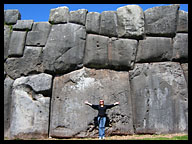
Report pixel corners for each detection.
[43,133,187,140]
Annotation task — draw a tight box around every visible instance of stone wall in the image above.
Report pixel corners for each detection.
[4,4,188,139]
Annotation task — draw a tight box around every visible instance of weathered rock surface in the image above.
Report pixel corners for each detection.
[136,37,173,62]
[144,4,180,37]
[129,62,188,134]
[26,22,51,46]
[49,6,69,24]
[4,76,14,138]
[117,5,144,39]
[42,23,86,74]
[177,10,188,32]
[13,20,34,30]
[172,33,188,62]
[4,25,12,60]
[4,9,21,24]
[84,34,137,70]
[181,63,188,85]
[50,67,133,138]
[85,12,100,34]
[12,73,53,96]
[99,11,118,37]
[4,46,43,79]
[8,31,27,57]
[84,34,109,68]
[9,74,51,139]
[69,9,88,25]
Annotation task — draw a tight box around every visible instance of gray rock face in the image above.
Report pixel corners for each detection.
[42,23,86,74]
[26,22,51,46]
[4,46,43,79]
[144,4,180,37]
[84,34,137,70]
[172,33,188,62]
[181,63,188,85]
[69,9,88,25]
[13,20,34,30]
[129,62,188,134]
[8,31,27,57]
[10,75,51,139]
[4,25,12,60]
[50,67,133,138]
[84,34,109,68]
[177,10,188,32]
[4,9,21,24]
[136,37,172,62]
[13,73,52,96]
[85,12,100,34]
[117,5,144,39]
[4,76,14,138]
[99,11,118,37]
[49,6,69,24]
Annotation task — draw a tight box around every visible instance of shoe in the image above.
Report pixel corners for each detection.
[103,136,105,139]
[99,137,102,140]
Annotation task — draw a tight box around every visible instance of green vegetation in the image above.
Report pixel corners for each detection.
[141,135,188,140]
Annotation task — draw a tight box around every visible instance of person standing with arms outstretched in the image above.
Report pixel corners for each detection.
[84,99,120,139]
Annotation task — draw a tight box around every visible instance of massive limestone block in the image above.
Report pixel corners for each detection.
[9,74,52,139]
[50,67,133,138]
[117,5,144,39]
[13,20,34,31]
[108,38,137,70]
[4,46,43,79]
[4,9,21,24]
[85,12,100,34]
[4,76,14,138]
[8,31,27,57]
[42,23,86,74]
[172,33,188,62]
[26,22,51,46]
[136,37,172,62]
[99,11,118,37]
[4,25,12,60]
[49,6,69,24]
[84,34,109,68]
[69,9,88,25]
[177,10,188,33]
[144,4,180,37]
[129,62,188,134]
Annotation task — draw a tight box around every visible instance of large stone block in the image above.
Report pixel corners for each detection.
[9,74,51,139]
[108,38,137,70]
[69,9,88,25]
[13,20,34,31]
[4,9,21,24]
[144,4,180,37]
[177,10,188,33]
[181,63,188,85]
[26,22,51,46]
[85,12,100,34]
[4,46,43,79]
[83,34,109,68]
[99,11,118,37]
[50,67,133,138]
[8,31,27,57]
[4,76,14,138]
[117,5,144,39]
[129,62,188,134]
[4,25,12,60]
[136,37,172,62]
[49,6,69,24]
[42,23,86,74]
[172,33,188,62]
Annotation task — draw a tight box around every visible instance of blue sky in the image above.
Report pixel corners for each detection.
[4,4,188,22]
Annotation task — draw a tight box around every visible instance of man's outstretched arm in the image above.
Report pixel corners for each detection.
[106,102,120,109]
[84,101,92,106]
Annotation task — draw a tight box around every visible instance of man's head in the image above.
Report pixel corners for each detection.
[99,99,104,105]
